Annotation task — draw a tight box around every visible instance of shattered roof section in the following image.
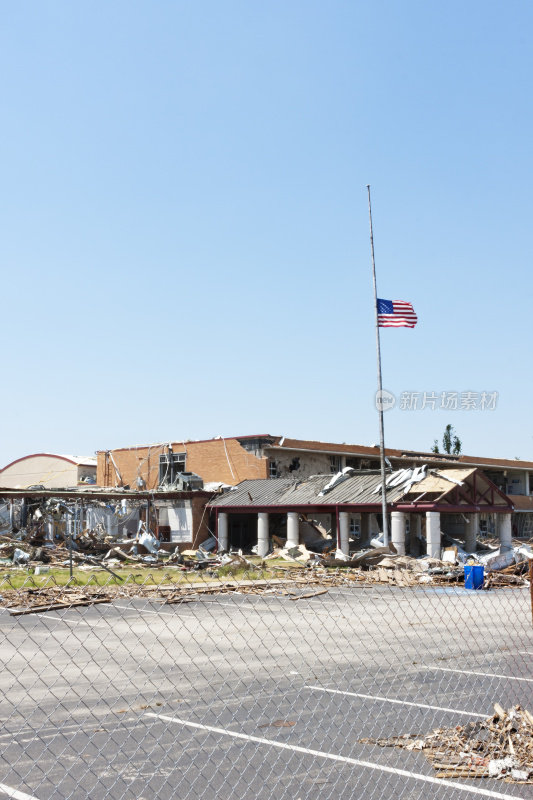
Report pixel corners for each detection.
[209,467,512,510]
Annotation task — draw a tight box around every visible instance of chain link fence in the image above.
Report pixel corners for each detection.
[0,564,532,799]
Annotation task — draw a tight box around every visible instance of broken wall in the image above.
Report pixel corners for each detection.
[267,450,332,479]
[97,438,270,489]
[157,501,193,543]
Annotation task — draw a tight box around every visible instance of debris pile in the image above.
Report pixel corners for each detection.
[4,587,112,616]
[360,704,533,783]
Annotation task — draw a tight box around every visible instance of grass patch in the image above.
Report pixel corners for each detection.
[216,563,269,581]
[0,566,220,591]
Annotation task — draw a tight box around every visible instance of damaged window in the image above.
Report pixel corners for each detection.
[268,460,279,478]
[330,455,341,473]
[159,453,186,486]
[237,437,272,457]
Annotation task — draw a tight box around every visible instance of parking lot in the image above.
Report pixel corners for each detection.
[0,582,532,799]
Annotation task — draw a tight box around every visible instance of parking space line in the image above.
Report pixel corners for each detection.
[432,667,533,683]
[0,782,40,800]
[34,614,105,628]
[145,712,519,799]
[306,686,488,718]
[111,604,195,618]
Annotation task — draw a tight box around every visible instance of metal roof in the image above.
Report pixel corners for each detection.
[208,467,512,511]
[209,471,421,509]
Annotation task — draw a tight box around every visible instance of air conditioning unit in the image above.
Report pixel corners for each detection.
[175,472,204,491]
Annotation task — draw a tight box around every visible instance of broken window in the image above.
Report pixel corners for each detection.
[159,453,186,486]
[237,437,273,457]
[268,460,279,478]
[330,455,341,473]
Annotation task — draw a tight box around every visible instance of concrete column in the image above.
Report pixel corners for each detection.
[218,512,229,552]
[286,512,299,548]
[525,472,530,497]
[391,511,407,556]
[465,513,479,553]
[409,515,421,556]
[338,511,350,556]
[106,510,118,537]
[257,512,270,557]
[426,511,441,558]
[360,514,370,547]
[499,513,513,552]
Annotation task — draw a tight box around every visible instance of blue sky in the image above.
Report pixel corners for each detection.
[1,1,531,465]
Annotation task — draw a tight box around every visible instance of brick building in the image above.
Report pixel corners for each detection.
[96,434,533,537]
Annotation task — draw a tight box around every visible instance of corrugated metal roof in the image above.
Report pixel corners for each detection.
[209,471,425,508]
[209,467,508,510]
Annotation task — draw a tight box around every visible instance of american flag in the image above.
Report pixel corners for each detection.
[377,299,418,328]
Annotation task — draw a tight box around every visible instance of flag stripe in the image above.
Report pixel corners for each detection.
[377,298,417,328]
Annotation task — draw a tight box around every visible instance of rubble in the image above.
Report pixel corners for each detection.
[360,704,533,784]
[6,587,112,616]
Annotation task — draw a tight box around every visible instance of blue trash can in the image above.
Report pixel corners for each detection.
[464,564,484,590]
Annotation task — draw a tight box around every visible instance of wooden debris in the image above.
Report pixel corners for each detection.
[288,589,328,601]
[360,704,533,784]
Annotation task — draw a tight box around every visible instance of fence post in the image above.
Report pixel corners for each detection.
[530,558,533,626]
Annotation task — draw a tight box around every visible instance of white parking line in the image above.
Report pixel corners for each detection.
[34,613,104,628]
[432,666,533,683]
[145,713,519,800]
[306,686,488,718]
[111,604,195,618]
[0,783,40,800]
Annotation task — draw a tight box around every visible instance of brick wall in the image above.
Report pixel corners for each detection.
[96,445,167,489]
[96,438,269,488]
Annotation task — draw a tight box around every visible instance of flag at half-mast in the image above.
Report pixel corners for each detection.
[377,299,418,328]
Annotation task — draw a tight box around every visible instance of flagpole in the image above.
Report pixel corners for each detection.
[367,185,389,546]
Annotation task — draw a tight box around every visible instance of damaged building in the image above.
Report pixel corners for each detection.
[208,467,514,559]
[0,486,212,554]
[96,434,533,537]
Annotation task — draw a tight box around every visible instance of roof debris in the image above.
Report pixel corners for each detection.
[360,704,533,784]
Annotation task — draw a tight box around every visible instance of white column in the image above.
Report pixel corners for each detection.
[426,511,441,558]
[218,512,229,552]
[45,519,54,543]
[257,512,269,557]
[465,513,478,553]
[339,511,350,556]
[525,472,530,496]
[391,511,407,555]
[286,512,299,548]
[105,510,118,537]
[499,513,513,552]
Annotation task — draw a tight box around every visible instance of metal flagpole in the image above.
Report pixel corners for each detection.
[367,185,389,546]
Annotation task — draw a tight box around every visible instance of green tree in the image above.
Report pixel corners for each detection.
[432,424,462,455]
